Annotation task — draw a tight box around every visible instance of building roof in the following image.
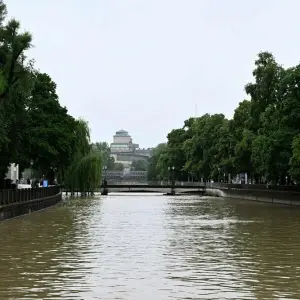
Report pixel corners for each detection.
[115,129,130,136]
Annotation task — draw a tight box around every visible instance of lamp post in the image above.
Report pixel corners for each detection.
[103,165,107,182]
[171,166,175,183]
[30,160,33,183]
[168,166,175,195]
[168,166,175,184]
[53,167,57,185]
[171,166,175,195]
[217,167,220,183]
[101,165,108,195]
[49,166,57,185]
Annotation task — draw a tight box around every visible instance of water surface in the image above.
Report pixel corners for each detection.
[0,193,299,299]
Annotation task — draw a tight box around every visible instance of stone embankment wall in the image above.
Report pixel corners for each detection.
[0,187,62,221]
[205,185,300,206]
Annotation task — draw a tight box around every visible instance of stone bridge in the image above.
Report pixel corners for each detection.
[100,182,206,195]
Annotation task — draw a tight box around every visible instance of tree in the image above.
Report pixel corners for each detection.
[64,120,102,193]
[290,136,300,182]
[26,72,77,176]
[113,163,124,171]
[91,142,119,170]
[147,143,167,181]
[148,52,300,184]
[0,9,33,180]
[131,160,147,171]
[245,52,283,132]
[92,142,110,164]
[183,114,228,181]
[0,1,102,191]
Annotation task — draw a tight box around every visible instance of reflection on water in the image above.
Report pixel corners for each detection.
[0,195,300,299]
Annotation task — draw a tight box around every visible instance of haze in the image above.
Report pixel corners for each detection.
[5,0,300,147]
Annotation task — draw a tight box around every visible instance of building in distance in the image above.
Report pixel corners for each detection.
[110,129,152,172]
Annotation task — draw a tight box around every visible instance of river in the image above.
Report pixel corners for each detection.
[0,193,300,299]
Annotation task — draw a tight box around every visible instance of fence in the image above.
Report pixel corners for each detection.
[0,186,60,206]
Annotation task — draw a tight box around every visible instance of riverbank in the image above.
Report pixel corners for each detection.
[0,186,62,221]
[205,185,300,206]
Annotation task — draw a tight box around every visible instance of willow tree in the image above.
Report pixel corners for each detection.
[64,119,102,194]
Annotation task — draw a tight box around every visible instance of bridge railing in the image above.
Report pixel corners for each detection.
[104,181,206,187]
[152,181,206,186]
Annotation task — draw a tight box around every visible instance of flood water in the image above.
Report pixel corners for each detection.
[0,194,300,299]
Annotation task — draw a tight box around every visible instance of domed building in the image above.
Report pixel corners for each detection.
[110,130,139,153]
[110,130,152,172]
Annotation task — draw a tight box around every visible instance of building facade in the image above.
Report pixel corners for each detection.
[110,130,139,154]
[110,130,153,171]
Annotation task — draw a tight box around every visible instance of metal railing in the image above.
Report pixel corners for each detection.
[0,186,60,206]
[103,181,206,187]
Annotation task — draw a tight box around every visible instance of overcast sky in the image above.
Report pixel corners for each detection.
[5,0,300,148]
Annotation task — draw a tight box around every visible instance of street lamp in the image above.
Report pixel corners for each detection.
[168,166,175,184]
[172,166,175,182]
[30,160,33,182]
[101,165,108,195]
[103,165,107,181]
[53,167,57,184]
[217,167,220,183]
[50,166,57,185]
[167,166,175,194]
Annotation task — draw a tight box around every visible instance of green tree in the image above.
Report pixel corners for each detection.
[245,52,283,132]
[290,136,300,182]
[183,114,228,181]
[147,143,167,180]
[64,120,102,193]
[0,1,103,191]
[26,72,77,176]
[0,8,33,180]
[131,160,147,171]
[113,163,124,171]
[123,52,300,184]
[92,142,118,170]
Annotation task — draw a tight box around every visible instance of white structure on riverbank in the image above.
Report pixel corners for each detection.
[6,163,19,183]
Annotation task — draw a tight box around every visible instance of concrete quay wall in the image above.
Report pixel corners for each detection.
[205,187,300,206]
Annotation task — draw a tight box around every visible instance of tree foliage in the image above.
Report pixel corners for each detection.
[147,143,167,180]
[150,52,300,184]
[131,160,147,171]
[91,142,124,171]
[0,2,102,190]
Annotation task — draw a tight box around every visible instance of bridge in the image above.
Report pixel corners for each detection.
[105,171,147,181]
[100,181,206,195]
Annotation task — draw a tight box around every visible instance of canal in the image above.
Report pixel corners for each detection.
[0,194,300,299]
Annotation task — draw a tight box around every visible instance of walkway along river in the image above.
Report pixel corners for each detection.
[0,193,300,299]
